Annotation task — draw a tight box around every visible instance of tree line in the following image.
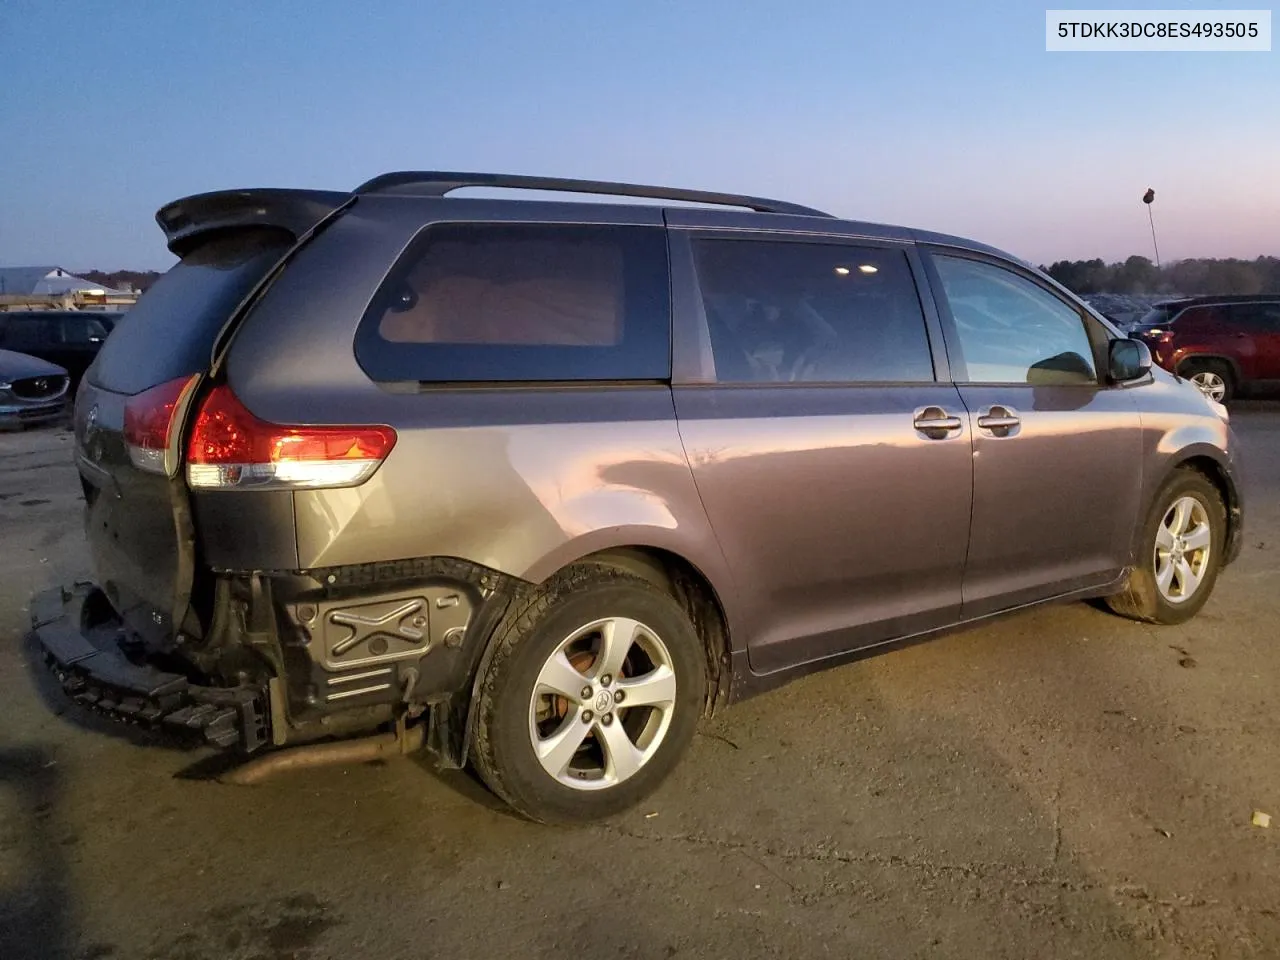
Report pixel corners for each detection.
[82,269,163,293]
[1041,256,1280,296]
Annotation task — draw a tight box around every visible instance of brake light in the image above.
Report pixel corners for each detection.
[123,374,201,475]
[186,385,397,490]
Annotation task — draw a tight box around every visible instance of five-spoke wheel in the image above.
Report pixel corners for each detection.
[471,566,705,823]
[530,617,677,789]
[1107,468,1225,624]
[1190,370,1226,402]
[1153,496,1213,605]
[1183,360,1235,404]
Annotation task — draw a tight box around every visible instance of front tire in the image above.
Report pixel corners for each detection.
[471,565,706,823]
[1106,469,1226,625]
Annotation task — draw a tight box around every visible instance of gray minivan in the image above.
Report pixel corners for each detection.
[32,173,1243,823]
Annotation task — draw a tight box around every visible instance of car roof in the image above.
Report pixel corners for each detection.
[156,170,1030,266]
[0,310,93,319]
[1157,294,1280,308]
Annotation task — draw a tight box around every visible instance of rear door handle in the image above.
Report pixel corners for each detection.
[976,405,1021,436]
[913,406,964,439]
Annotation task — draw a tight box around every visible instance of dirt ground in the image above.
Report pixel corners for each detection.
[2,405,1278,960]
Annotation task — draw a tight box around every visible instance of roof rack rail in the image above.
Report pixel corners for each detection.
[352,171,832,218]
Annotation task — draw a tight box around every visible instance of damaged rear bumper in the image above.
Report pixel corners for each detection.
[30,584,269,751]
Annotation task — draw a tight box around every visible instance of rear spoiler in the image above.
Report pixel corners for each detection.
[155,188,352,256]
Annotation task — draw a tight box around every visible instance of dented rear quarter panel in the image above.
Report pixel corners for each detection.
[220,194,743,644]
[287,386,734,599]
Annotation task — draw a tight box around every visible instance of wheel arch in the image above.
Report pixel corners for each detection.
[1175,453,1243,565]
[1174,352,1241,382]
[1141,447,1243,568]
[457,541,736,769]
[567,545,734,715]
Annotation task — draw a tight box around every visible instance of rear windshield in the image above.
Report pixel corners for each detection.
[1134,305,1178,328]
[90,228,292,395]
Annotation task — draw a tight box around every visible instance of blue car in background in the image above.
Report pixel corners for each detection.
[0,348,71,429]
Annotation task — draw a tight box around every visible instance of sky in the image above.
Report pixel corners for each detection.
[0,0,1276,271]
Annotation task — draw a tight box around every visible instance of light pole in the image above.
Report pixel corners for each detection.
[1142,187,1161,269]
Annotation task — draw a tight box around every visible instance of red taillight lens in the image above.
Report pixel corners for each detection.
[123,374,200,475]
[186,385,396,490]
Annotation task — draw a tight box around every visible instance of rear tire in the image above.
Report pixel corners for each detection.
[1182,359,1235,404]
[1106,469,1226,625]
[471,565,706,824]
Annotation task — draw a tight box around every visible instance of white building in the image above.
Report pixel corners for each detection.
[0,265,133,297]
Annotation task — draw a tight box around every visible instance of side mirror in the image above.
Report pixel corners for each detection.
[1108,338,1152,383]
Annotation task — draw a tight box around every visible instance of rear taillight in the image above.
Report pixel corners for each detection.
[123,374,201,475]
[186,385,397,490]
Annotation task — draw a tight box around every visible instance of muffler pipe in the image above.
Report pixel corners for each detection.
[220,723,425,785]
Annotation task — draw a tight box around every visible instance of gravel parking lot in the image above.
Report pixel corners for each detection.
[2,406,1278,960]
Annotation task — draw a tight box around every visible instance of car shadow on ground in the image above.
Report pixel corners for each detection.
[9,604,1277,957]
[22,624,518,819]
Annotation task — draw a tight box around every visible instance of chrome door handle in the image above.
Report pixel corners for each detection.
[976,405,1021,436]
[913,406,964,439]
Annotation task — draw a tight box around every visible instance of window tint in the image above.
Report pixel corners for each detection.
[355,223,670,383]
[1258,305,1280,331]
[1136,305,1176,327]
[691,240,934,384]
[1229,303,1280,331]
[1,317,53,351]
[61,315,108,344]
[1175,305,1226,328]
[931,255,1098,385]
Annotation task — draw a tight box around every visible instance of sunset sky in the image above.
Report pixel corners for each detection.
[2,0,1276,271]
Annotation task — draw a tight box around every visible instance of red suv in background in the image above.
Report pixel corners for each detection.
[1130,295,1280,403]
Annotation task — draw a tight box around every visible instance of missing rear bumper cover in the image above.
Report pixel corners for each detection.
[31,584,270,751]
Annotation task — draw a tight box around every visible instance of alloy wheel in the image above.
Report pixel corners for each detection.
[1153,495,1212,604]
[1190,371,1227,402]
[528,617,677,790]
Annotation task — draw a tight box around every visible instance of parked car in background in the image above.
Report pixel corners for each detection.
[31,172,1242,823]
[1129,295,1280,402]
[93,312,123,333]
[0,349,71,429]
[0,310,113,389]
[1081,293,1169,331]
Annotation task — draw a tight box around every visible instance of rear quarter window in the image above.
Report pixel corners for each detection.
[1135,306,1175,327]
[90,227,293,395]
[62,314,109,343]
[1228,303,1280,331]
[1173,305,1226,328]
[353,222,670,382]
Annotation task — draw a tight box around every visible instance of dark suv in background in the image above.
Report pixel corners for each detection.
[1129,295,1280,402]
[0,310,114,388]
[30,172,1243,823]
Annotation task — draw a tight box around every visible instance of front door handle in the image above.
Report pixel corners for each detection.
[913,406,964,439]
[976,405,1021,436]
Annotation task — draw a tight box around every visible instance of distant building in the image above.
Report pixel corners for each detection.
[0,265,132,296]
[0,266,137,311]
